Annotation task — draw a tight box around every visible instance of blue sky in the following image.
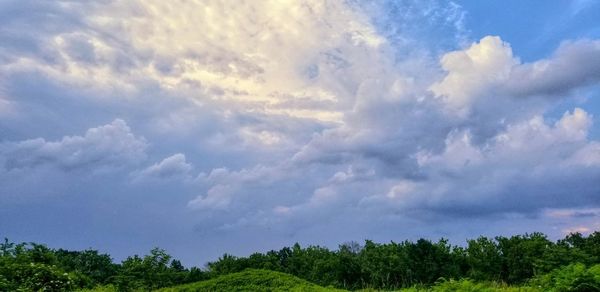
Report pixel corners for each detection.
[461,1,600,59]
[1,0,600,266]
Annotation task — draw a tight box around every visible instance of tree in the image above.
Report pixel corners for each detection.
[466,236,502,281]
[496,232,552,283]
[55,249,117,285]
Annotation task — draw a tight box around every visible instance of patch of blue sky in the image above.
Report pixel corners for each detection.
[457,0,600,61]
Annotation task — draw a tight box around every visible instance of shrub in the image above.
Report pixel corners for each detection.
[532,263,600,292]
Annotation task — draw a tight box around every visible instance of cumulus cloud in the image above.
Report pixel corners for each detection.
[506,39,600,97]
[188,184,234,211]
[430,36,517,115]
[431,37,600,116]
[189,35,600,232]
[0,119,147,172]
[135,153,193,181]
[402,108,600,215]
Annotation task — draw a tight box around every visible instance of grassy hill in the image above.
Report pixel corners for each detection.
[156,269,345,292]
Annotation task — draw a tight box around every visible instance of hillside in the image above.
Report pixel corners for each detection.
[156,269,345,292]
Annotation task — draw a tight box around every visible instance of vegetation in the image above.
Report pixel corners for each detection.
[0,240,205,291]
[2,232,600,291]
[156,269,344,292]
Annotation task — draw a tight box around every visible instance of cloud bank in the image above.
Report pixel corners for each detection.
[1,0,599,264]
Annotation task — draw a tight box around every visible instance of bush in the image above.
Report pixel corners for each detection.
[400,278,541,292]
[157,269,345,292]
[531,263,600,292]
[15,262,76,291]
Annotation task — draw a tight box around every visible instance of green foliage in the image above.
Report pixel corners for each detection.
[495,232,553,283]
[201,232,600,290]
[531,263,600,291]
[54,249,117,285]
[561,233,600,265]
[0,239,206,291]
[78,284,118,292]
[112,248,204,291]
[400,279,541,292]
[156,269,344,292]
[465,236,502,281]
[0,239,86,291]
[3,231,600,291]
[17,263,78,291]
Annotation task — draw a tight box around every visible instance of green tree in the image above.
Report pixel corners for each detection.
[466,236,502,281]
[496,232,553,283]
[55,249,118,285]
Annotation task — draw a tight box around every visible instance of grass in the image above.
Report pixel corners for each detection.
[156,269,345,292]
[397,279,541,292]
[80,273,541,292]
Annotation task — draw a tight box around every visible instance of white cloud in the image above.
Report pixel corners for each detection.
[0,119,147,171]
[386,181,418,199]
[431,37,600,117]
[188,184,233,211]
[506,39,600,97]
[135,153,192,180]
[416,130,483,169]
[381,108,600,216]
[569,142,600,166]
[182,31,600,236]
[0,0,393,126]
[430,36,517,115]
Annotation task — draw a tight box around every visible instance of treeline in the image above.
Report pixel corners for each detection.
[1,232,600,291]
[0,241,206,291]
[208,232,600,290]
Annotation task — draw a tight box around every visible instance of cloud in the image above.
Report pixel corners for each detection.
[546,208,600,219]
[431,37,600,116]
[188,184,234,211]
[1,0,600,263]
[506,39,600,97]
[135,153,193,181]
[0,0,393,127]
[0,97,12,116]
[0,119,147,172]
[188,34,600,232]
[401,108,600,215]
[563,226,592,235]
[430,36,517,115]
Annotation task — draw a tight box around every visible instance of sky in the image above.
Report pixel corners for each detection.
[1,0,600,266]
